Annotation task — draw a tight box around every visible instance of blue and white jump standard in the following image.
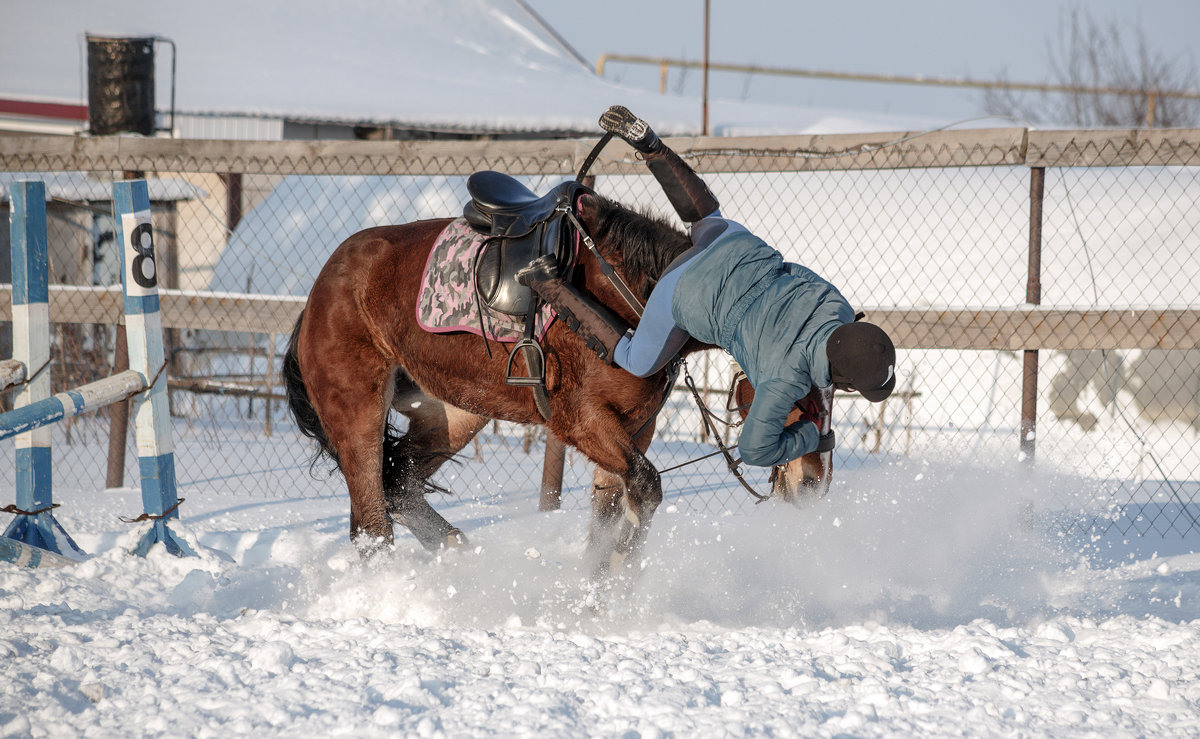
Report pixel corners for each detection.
[113,179,193,558]
[0,179,194,564]
[1,180,85,559]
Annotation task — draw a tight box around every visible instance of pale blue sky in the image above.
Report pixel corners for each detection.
[525,0,1200,124]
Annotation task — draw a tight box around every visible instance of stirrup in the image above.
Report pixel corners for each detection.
[505,338,546,388]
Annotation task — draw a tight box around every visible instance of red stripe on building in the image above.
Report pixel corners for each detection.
[0,98,88,121]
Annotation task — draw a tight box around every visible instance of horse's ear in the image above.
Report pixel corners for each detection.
[577,193,600,221]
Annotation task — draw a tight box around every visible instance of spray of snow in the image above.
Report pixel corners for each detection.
[2,452,1198,736]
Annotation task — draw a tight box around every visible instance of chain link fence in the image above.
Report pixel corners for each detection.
[1,129,1197,536]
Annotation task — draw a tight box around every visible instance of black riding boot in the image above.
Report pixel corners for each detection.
[517,255,629,365]
[599,105,720,223]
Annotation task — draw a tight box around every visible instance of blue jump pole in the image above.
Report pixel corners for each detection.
[2,180,86,560]
[113,180,194,558]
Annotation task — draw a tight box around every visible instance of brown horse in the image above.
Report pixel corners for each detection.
[284,192,830,577]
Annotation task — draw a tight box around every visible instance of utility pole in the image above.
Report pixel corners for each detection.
[702,0,710,136]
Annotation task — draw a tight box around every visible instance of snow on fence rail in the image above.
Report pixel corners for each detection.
[3,127,1199,173]
[0,179,192,565]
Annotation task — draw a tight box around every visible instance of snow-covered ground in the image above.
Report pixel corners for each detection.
[2,444,1198,737]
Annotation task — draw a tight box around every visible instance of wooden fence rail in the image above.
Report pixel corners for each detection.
[0,286,1193,352]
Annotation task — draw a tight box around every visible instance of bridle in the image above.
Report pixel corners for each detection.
[566,131,647,320]
[557,206,644,320]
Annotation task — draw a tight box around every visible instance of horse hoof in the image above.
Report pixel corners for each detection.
[445,528,469,549]
[353,538,394,563]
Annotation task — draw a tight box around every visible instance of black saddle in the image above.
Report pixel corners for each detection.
[464,171,591,317]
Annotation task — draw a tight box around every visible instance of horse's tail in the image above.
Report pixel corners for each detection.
[283,310,341,471]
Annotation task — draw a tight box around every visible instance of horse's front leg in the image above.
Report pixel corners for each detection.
[776,385,835,506]
[583,420,660,580]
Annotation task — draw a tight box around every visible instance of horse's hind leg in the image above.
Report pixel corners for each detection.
[299,342,395,550]
[385,370,488,551]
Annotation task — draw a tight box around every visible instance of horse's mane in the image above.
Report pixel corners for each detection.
[588,196,693,296]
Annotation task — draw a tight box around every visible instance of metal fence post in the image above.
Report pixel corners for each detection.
[1021,167,1045,464]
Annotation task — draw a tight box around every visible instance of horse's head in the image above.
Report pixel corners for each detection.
[576,193,693,312]
[732,377,834,506]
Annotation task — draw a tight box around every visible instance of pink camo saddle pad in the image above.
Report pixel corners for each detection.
[416,218,556,343]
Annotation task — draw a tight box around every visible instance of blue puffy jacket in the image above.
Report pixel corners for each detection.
[671,221,853,467]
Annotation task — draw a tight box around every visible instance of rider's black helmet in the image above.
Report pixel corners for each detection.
[826,321,896,402]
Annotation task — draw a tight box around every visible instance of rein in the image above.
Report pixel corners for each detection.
[559,206,644,319]
[666,360,773,503]
[569,130,646,318]
[575,132,613,182]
